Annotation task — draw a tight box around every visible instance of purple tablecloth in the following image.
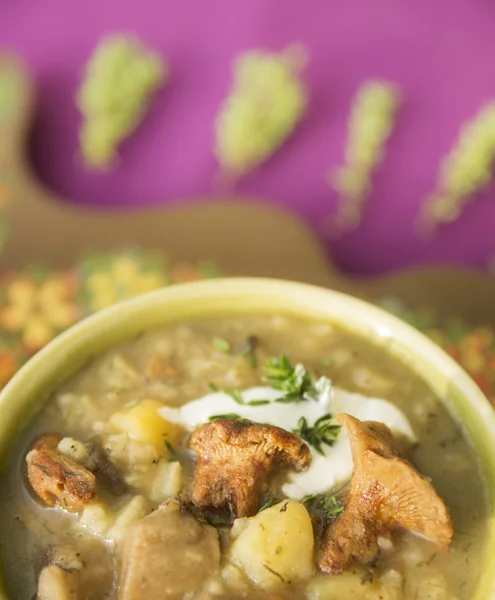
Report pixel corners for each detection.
[2,0,495,274]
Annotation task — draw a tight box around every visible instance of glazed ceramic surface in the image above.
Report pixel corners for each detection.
[0,278,494,599]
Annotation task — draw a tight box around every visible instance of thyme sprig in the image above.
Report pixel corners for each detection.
[303,493,344,520]
[263,355,331,404]
[293,414,340,455]
[264,355,316,400]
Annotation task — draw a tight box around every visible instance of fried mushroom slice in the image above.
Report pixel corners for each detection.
[26,434,96,512]
[318,414,453,574]
[190,418,311,518]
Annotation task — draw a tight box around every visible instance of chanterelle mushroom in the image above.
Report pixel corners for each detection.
[318,414,453,574]
[189,418,311,518]
[26,434,96,512]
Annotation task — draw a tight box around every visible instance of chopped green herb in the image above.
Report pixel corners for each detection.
[194,510,230,527]
[208,413,243,421]
[263,355,331,403]
[322,495,344,518]
[274,392,303,404]
[258,494,278,512]
[293,414,340,455]
[212,336,231,353]
[238,335,258,367]
[206,514,231,527]
[244,349,257,367]
[164,440,179,462]
[218,386,271,407]
[226,388,245,405]
[302,494,317,504]
[303,493,344,520]
[164,440,175,453]
[209,380,272,409]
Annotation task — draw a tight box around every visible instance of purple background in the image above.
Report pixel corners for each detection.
[1,0,495,275]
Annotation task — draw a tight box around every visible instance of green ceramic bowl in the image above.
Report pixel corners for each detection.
[0,278,494,599]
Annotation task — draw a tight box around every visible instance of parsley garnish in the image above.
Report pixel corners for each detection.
[263,355,331,403]
[208,413,243,421]
[212,337,231,353]
[303,493,344,519]
[293,414,340,455]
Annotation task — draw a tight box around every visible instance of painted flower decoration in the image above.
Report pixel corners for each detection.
[0,251,222,392]
[0,271,80,350]
[77,34,168,170]
[215,45,308,178]
[328,80,401,236]
[419,101,495,235]
[78,249,169,312]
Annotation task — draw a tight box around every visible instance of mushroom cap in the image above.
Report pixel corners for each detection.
[190,418,311,518]
[318,414,453,573]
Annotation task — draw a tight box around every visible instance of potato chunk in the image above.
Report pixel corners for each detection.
[109,399,184,453]
[229,500,314,590]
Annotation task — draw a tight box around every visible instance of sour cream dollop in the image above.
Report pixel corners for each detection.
[159,385,415,499]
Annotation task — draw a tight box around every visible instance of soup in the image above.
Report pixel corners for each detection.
[0,315,489,599]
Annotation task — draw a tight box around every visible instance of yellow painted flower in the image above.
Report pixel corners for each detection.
[0,275,80,350]
[83,254,167,312]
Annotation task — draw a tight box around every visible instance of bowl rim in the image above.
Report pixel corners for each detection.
[0,277,494,599]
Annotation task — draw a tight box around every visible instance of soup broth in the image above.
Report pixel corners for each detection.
[0,315,489,600]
